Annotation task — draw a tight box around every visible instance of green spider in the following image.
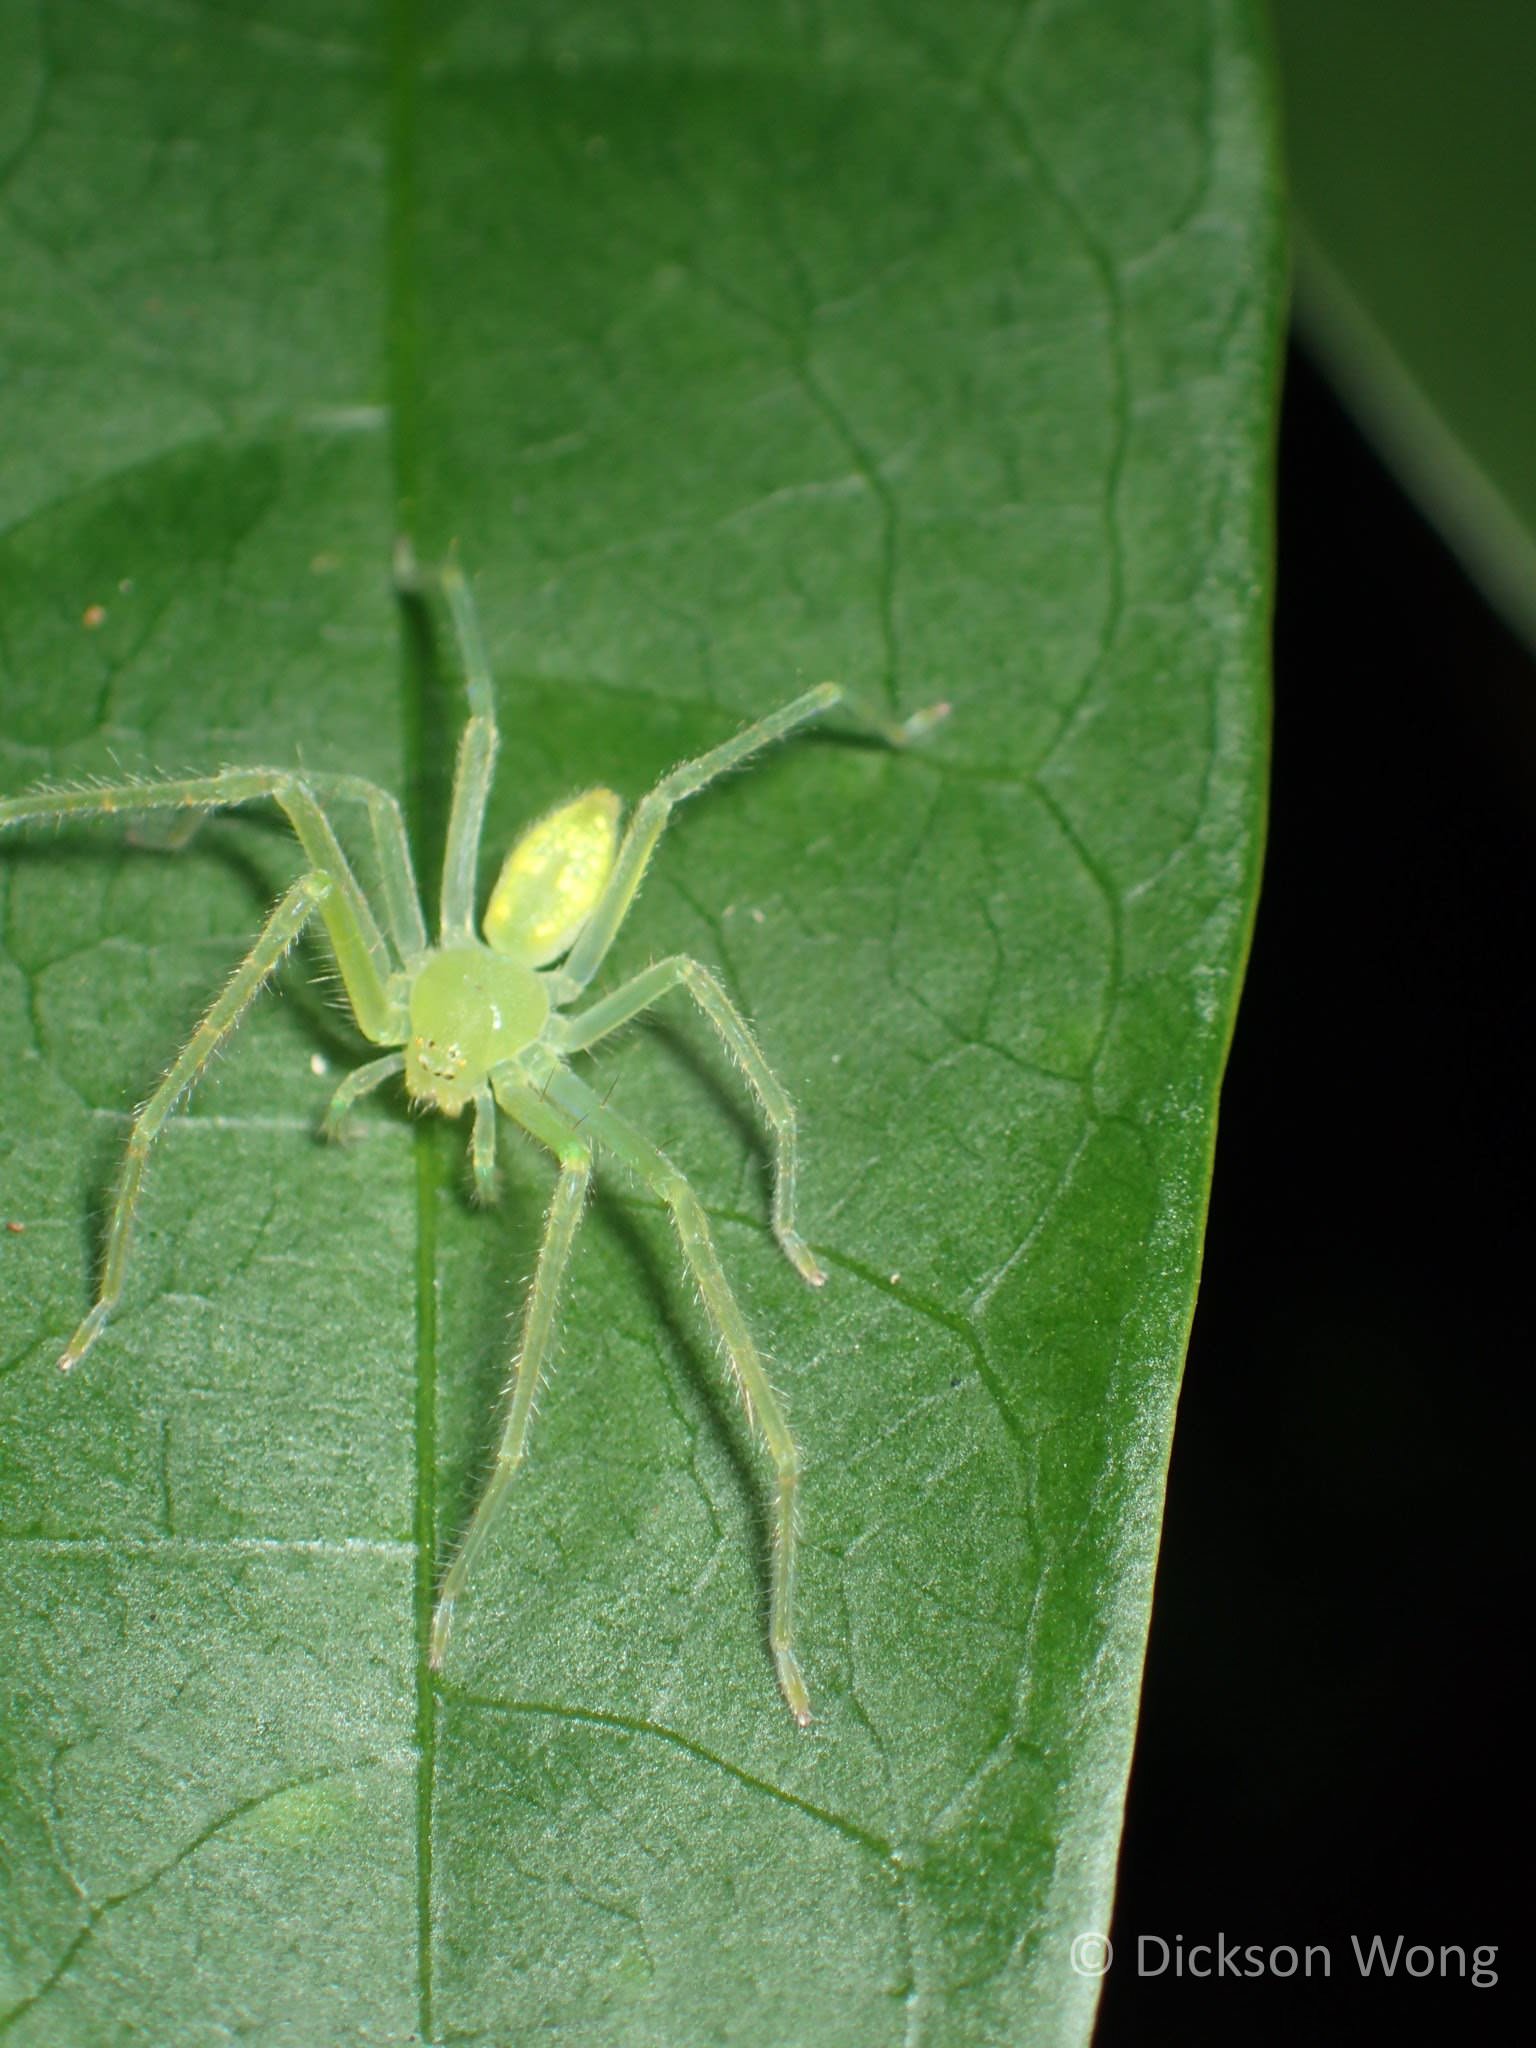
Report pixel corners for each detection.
[0,551,945,1724]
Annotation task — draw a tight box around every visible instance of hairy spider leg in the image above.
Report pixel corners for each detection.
[538,1062,811,1726]
[555,686,839,999]
[429,1073,593,1670]
[57,872,335,1371]
[394,537,497,727]
[438,554,498,725]
[321,1050,407,1139]
[0,768,422,1039]
[469,1082,498,1202]
[344,775,429,964]
[401,551,501,944]
[553,954,825,1287]
[552,681,946,1005]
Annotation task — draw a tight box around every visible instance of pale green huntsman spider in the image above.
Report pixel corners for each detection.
[0,550,946,1724]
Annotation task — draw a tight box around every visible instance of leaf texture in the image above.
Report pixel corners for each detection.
[0,2,1282,2041]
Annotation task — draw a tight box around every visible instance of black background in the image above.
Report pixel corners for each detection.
[1095,345,1525,2043]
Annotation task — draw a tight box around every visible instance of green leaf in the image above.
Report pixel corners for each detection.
[1273,0,1536,645]
[0,3,1281,2041]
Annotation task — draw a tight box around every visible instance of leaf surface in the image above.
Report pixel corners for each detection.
[0,3,1281,2041]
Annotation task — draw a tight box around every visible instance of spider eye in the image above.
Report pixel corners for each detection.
[483,787,621,966]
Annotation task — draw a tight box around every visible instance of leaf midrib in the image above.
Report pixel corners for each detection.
[383,0,439,2038]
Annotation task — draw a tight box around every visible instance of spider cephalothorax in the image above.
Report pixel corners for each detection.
[405,949,550,1114]
[0,550,944,1724]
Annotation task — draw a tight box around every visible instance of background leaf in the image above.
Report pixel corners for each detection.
[0,2,1281,2041]
[1273,0,1536,647]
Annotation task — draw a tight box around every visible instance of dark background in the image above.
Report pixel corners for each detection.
[1096,345,1526,2043]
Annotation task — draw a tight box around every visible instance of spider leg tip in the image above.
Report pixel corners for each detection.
[429,1599,455,1670]
[778,1659,813,1728]
[57,1312,104,1373]
[780,1233,826,1288]
[901,699,952,743]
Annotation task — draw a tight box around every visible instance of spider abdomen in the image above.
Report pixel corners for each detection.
[405,947,550,1113]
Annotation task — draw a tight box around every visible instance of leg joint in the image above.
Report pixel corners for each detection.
[656,1170,697,1217]
[295,872,334,909]
[678,956,719,996]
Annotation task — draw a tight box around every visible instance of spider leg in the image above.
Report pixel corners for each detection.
[58,872,335,1373]
[469,1082,498,1202]
[557,682,946,997]
[396,546,499,943]
[266,767,428,965]
[559,687,840,995]
[321,772,427,965]
[554,955,825,1286]
[0,769,414,1041]
[320,1050,406,1139]
[430,1072,592,1669]
[539,1062,812,1727]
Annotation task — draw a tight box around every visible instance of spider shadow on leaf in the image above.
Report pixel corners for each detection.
[608,1006,769,1198]
[601,1184,775,1633]
[483,1176,774,1654]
